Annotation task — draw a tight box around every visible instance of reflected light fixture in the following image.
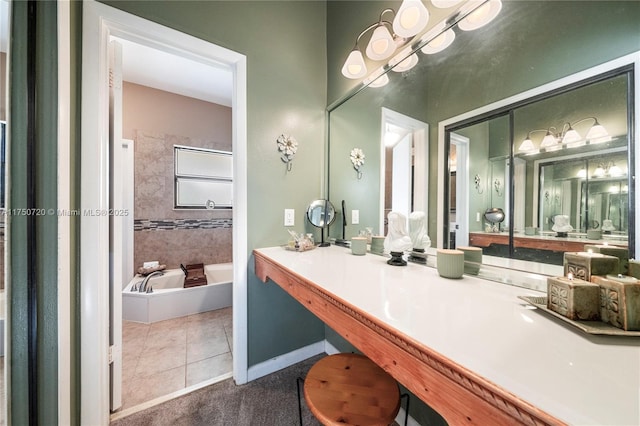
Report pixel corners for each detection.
[593,163,606,177]
[390,50,419,72]
[421,28,456,54]
[585,118,611,143]
[609,162,623,177]
[576,168,587,178]
[458,0,502,31]
[365,68,390,87]
[518,129,548,152]
[393,0,430,38]
[540,128,558,149]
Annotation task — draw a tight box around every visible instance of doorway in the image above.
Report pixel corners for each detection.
[81,2,247,424]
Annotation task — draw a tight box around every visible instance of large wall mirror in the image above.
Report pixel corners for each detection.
[327,0,639,288]
[441,63,636,266]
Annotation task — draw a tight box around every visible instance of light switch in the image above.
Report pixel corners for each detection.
[284,209,295,226]
[352,210,360,225]
[476,212,481,222]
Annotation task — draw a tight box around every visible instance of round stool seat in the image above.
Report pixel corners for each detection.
[303,353,400,426]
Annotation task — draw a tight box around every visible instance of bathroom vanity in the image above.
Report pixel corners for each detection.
[254,245,640,426]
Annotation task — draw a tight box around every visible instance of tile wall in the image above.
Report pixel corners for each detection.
[134,130,232,270]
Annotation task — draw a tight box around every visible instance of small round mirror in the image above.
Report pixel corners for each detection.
[484,207,505,224]
[307,199,336,247]
[307,199,336,228]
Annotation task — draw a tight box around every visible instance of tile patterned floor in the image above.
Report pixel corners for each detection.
[119,307,232,411]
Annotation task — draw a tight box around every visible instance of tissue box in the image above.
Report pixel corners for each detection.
[563,252,619,281]
[547,276,600,321]
[591,275,640,331]
[181,263,207,288]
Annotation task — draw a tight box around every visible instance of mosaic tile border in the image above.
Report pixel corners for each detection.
[134,218,232,231]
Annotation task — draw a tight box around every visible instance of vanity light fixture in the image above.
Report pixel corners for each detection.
[342,1,502,82]
[458,0,503,31]
[576,167,587,178]
[521,117,611,153]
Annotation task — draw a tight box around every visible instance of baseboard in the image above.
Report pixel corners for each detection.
[247,340,325,381]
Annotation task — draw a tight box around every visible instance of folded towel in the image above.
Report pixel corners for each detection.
[137,264,167,276]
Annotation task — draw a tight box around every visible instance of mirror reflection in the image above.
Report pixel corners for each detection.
[447,70,632,265]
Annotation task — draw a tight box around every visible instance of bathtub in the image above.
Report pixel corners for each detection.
[122,263,232,323]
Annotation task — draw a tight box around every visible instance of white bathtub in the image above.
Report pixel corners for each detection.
[122,263,232,323]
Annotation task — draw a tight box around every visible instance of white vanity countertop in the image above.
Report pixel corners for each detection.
[255,245,640,425]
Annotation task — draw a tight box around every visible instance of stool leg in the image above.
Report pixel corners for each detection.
[400,393,410,426]
[296,377,305,426]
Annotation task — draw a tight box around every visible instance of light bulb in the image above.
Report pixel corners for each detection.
[365,24,396,60]
[393,0,430,38]
[586,122,611,143]
[518,138,535,152]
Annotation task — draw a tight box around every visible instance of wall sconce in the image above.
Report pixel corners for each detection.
[277,134,297,172]
[474,174,483,194]
[519,117,610,153]
[342,1,502,82]
[350,148,365,179]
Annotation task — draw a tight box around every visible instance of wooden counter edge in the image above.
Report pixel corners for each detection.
[253,249,564,426]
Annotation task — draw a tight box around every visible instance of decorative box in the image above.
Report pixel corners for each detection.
[547,276,600,321]
[181,263,207,288]
[591,275,640,331]
[457,246,482,275]
[563,252,619,281]
[583,244,629,275]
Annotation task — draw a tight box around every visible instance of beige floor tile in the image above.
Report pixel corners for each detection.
[121,365,185,410]
[121,307,233,409]
[186,352,232,387]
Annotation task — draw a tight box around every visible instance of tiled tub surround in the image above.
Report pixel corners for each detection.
[120,307,233,411]
[134,130,232,270]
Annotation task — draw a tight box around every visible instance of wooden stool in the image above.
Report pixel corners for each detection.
[298,353,404,426]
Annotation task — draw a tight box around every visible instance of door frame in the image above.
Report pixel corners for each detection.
[450,133,469,248]
[81,2,248,424]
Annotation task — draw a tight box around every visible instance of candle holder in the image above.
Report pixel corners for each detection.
[436,249,465,279]
[583,244,629,275]
[591,274,640,331]
[547,275,600,321]
[563,251,619,281]
[457,246,482,275]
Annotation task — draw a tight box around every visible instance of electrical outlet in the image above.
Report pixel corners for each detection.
[284,209,295,226]
[352,210,360,225]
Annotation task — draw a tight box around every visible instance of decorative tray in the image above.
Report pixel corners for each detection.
[282,244,317,252]
[518,296,640,337]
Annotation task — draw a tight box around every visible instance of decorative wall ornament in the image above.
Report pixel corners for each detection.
[277,134,298,171]
[474,174,483,194]
[350,148,365,179]
[494,178,503,196]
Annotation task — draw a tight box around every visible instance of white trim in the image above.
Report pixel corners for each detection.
[57,2,72,424]
[247,341,325,382]
[450,133,469,248]
[438,51,640,253]
[380,108,429,235]
[81,2,248,423]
